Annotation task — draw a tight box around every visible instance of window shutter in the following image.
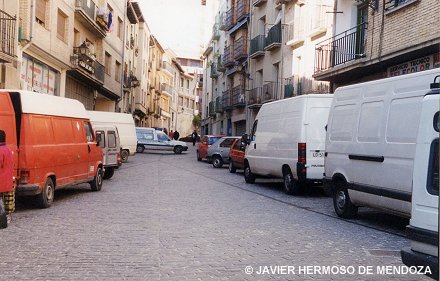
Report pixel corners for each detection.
[57,10,66,39]
[36,0,46,24]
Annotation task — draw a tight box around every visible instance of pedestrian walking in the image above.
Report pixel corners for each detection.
[169,130,174,139]
[163,128,168,135]
[173,130,180,141]
[191,130,199,146]
[0,130,14,229]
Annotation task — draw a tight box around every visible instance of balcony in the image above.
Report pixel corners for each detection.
[210,63,219,78]
[223,46,235,68]
[253,0,267,7]
[286,24,305,48]
[135,102,147,116]
[209,101,216,117]
[162,61,174,76]
[212,23,221,40]
[314,22,367,74]
[0,10,16,63]
[219,13,227,31]
[215,96,223,113]
[232,85,246,107]
[249,35,265,59]
[69,46,104,86]
[265,22,282,51]
[284,80,294,98]
[216,56,226,72]
[248,87,262,108]
[123,72,140,89]
[225,8,235,31]
[233,36,247,61]
[75,0,107,38]
[161,83,174,97]
[236,0,250,22]
[222,90,232,110]
[262,82,278,102]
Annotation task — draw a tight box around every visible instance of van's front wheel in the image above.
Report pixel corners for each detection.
[90,166,103,192]
[333,182,358,218]
[37,177,55,208]
[136,145,145,153]
[173,146,183,154]
[244,163,255,184]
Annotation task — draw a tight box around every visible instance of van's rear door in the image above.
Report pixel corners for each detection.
[106,130,119,165]
[305,102,331,181]
[0,92,18,174]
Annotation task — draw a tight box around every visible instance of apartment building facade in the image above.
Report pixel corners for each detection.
[147,35,165,128]
[313,0,440,88]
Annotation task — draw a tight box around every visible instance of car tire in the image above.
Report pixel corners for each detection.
[173,146,183,154]
[90,166,103,192]
[36,177,55,208]
[121,150,129,163]
[333,181,358,219]
[244,163,255,184]
[283,170,302,195]
[197,151,202,161]
[103,167,115,180]
[228,161,236,173]
[0,197,7,229]
[212,156,223,168]
[136,145,145,153]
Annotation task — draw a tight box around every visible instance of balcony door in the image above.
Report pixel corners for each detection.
[356,5,368,58]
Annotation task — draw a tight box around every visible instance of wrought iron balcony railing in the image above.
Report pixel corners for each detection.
[262,82,278,102]
[71,46,104,84]
[249,35,265,58]
[232,85,246,107]
[265,22,282,51]
[248,87,262,107]
[222,89,232,110]
[225,8,234,31]
[215,96,223,113]
[210,63,219,78]
[212,23,221,40]
[0,10,16,62]
[75,0,108,37]
[314,22,367,74]
[216,56,226,72]
[162,61,174,75]
[161,83,174,95]
[209,101,216,116]
[233,36,247,61]
[236,0,249,22]
[223,46,235,67]
[253,0,267,7]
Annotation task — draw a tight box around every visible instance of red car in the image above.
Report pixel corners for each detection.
[197,135,224,161]
[228,138,245,173]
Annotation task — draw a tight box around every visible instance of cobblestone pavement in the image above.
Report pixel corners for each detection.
[0,145,430,280]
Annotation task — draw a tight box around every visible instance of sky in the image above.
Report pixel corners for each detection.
[138,0,218,59]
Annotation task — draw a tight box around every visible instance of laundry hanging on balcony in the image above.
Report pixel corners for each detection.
[107,11,113,31]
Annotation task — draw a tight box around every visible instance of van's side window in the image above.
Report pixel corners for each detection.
[427,139,439,196]
[251,120,258,142]
[108,131,117,148]
[83,122,94,142]
[96,130,105,148]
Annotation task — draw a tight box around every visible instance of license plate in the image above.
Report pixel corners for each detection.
[312,152,324,157]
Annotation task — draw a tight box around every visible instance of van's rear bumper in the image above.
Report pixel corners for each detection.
[401,247,438,279]
[16,184,40,195]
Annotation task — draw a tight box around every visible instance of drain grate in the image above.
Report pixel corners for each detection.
[366,249,401,257]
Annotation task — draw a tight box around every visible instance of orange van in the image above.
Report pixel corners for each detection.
[0,91,103,208]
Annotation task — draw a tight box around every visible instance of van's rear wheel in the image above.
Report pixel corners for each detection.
[212,156,223,168]
[121,150,129,162]
[333,181,358,218]
[0,197,7,229]
[136,145,145,153]
[103,167,115,180]
[244,163,255,184]
[283,170,302,195]
[228,161,236,173]
[37,178,55,208]
[90,166,103,192]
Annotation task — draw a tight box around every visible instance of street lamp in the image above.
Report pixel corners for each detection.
[79,42,88,55]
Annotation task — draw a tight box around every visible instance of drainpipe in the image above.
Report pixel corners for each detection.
[120,0,128,112]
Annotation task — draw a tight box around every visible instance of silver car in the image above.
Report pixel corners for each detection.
[207,136,240,168]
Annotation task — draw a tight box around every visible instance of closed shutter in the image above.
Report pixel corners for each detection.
[36,0,46,25]
[57,10,66,39]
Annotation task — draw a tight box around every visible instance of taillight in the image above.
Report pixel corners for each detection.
[298,143,306,163]
[19,169,30,184]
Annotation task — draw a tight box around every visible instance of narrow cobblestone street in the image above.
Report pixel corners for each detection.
[0,146,429,280]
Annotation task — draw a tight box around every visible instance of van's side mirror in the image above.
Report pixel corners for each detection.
[241,133,249,146]
[96,134,102,146]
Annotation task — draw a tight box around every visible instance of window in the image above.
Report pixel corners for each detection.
[108,131,117,148]
[115,61,121,82]
[36,0,47,27]
[208,137,221,145]
[105,52,112,75]
[117,17,123,39]
[178,96,183,106]
[220,138,235,148]
[83,122,94,142]
[96,131,105,148]
[427,139,439,196]
[57,9,67,41]
[157,132,170,142]
[251,120,258,142]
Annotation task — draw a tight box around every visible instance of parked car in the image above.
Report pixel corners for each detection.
[179,134,201,142]
[0,91,103,208]
[242,94,333,195]
[93,125,122,180]
[228,138,245,173]
[196,135,224,161]
[136,127,188,154]
[207,137,240,168]
[325,68,439,220]
[87,111,137,163]
[401,76,439,279]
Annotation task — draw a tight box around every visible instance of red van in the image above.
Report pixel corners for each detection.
[0,91,103,208]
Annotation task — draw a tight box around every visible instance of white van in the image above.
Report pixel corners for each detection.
[325,68,439,220]
[243,94,333,194]
[401,76,438,278]
[93,125,121,180]
[136,127,188,154]
[87,111,137,162]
